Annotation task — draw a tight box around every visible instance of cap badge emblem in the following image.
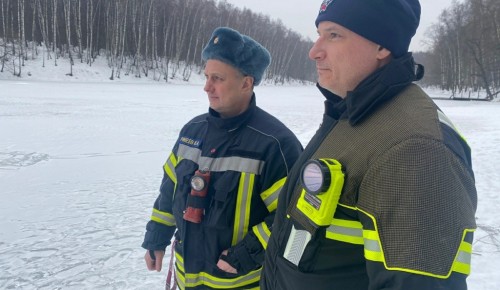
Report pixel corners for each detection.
[320,0,334,12]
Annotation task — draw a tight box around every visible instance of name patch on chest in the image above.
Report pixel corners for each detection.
[179,136,202,148]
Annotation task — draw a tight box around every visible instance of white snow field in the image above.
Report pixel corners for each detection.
[1,80,499,289]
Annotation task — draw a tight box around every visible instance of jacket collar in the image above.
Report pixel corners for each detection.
[319,53,422,125]
[208,93,256,130]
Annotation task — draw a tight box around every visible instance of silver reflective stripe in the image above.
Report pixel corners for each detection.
[151,209,176,226]
[174,253,185,289]
[177,278,185,290]
[164,153,177,183]
[177,144,265,174]
[176,256,184,269]
[283,224,312,266]
[364,238,381,252]
[254,223,270,245]
[437,109,469,144]
[456,249,471,265]
[437,110,457,131]
[262,185,281,208]
[327,224,363,238]
[176,252,260,288]
[232,173,253,245]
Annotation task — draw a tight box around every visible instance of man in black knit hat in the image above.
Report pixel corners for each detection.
[261,0,477,289]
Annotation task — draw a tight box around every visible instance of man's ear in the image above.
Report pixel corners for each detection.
[376,46,391,60]
[241,76,254,92]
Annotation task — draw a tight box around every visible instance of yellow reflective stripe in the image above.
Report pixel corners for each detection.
[452,243,471,275]
[356,208,386,264]
[326,218,364,245]
[232,172,254,245]
[252,222,271,249]
[175,252,186,289]
[151,208,175,226]
[184,269,261,288]
[260,177,286,212]
[452,229,474,275]
[175,251,184,264]
[175,251,260,289]
[363,229,385,262]
[359,208,475,278]
[176,269,186,289]
[163,152,178,184]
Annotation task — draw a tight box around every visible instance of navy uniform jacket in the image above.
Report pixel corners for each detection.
[143,95,302,289]
[261,54,477,290]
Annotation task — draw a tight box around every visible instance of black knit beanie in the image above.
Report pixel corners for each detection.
[315,0,420,57]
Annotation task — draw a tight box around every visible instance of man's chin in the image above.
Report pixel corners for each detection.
[317,82,341,96]
[317,80,331,90]
[208,100,219,109]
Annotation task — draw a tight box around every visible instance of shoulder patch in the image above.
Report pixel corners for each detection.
[179,136,202,148]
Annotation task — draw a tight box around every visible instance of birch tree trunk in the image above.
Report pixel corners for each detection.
[63,0,73,76]
[52,0,57,66]
[1,0,9,72]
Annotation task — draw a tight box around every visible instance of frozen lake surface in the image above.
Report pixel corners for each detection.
[1,80,499,289]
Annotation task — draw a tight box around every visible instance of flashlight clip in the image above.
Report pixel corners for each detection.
[295,158,344,228]
[183,168,211,223]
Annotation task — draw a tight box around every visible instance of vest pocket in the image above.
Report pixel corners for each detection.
[280,219,326,272]
[204,171,240,229]
[172,161,197,227]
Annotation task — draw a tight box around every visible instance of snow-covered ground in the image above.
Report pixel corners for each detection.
[1,57,499,289]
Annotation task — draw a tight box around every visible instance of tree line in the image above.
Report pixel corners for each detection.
[415,0,499,100]
[2,0,498,100]
[0,0,316,83]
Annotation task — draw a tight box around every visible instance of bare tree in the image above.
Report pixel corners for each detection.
[17,0,26,75]
[52,0,57,66]
[74,0,82,61]
[30,0,37,60]
[426,0,499,99]
[117,0,129,78]
[63,0,73,76]
[1,0,9,72]
[3,0,319,84]
[131,0,145,77]
[86,0,93,65]
[142,0,153,77]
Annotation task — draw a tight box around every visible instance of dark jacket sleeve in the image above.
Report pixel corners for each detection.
[142,150,179,251]
[358,137,476,290]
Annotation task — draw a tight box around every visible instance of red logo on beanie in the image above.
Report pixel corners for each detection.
[320,0,333,12]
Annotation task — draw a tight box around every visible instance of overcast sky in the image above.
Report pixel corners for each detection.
[223,0,454,52]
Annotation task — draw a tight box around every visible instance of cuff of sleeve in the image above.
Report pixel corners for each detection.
[141,220,172,251]
[226,244,259,274]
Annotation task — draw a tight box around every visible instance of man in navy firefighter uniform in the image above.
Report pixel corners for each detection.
[261,0,477,289]
[142,27,302,289]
